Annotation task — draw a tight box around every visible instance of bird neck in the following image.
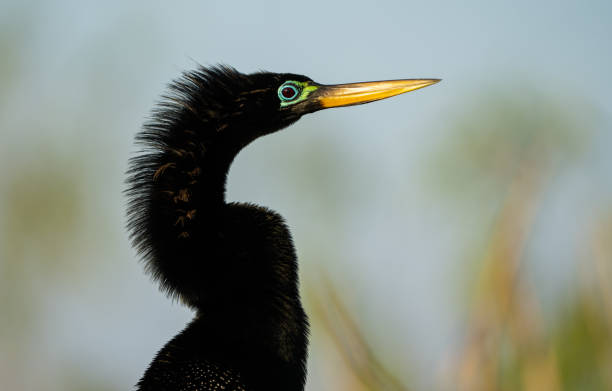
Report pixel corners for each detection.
[142,119,257,292]
[127,94,308,388]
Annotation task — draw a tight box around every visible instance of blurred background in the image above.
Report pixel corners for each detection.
[1,1,611,390]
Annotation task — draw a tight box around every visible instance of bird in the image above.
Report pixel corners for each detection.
[126,65,439,391]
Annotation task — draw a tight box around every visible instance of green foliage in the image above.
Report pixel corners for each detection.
[554,294,612,390]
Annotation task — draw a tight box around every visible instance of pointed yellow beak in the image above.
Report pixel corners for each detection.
[316,79,440,109]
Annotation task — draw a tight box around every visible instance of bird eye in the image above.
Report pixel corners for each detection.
[278,83,300,102]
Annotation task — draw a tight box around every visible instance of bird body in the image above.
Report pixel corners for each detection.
[127,65,438,390]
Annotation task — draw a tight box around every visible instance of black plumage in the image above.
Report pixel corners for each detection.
[127,65,438,390]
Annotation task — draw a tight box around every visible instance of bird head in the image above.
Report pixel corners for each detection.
[176,66,439,146]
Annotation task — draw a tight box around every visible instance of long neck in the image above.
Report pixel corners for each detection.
[129,109,267,305]
[127,70,308,390]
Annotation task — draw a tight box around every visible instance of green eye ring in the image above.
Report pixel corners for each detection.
[278,82,300,102]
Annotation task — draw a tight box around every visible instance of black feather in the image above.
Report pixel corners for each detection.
[127,65,311,390]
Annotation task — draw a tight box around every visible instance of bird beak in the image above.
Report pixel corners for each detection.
[314,79,440,109]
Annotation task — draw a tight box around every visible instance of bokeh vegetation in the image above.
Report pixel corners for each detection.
[305,90,611,390]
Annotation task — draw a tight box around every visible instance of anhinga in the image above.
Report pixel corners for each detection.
[127,65,438,391]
